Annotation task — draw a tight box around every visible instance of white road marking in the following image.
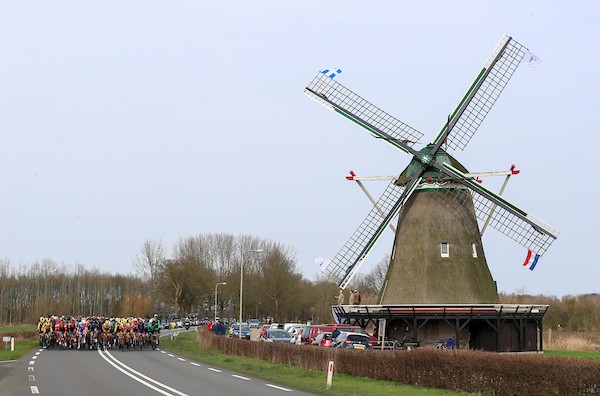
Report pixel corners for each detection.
[190,362,201,367]
[32,356,37,359]
[97,349,188,396]
[28,375,35,381]
[168,353,174,357]
[231,374,250,381]
[161,350,166,353]
[28,367,34,372]
[29,361,35,365]
[38,349,43,352]
[30,386,39,394]
[177,357,185,361]
[207,368,222,373]
[266,384,292,392]
[35,352,41,355]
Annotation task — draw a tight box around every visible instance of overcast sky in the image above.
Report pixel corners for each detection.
[1,1,597,297]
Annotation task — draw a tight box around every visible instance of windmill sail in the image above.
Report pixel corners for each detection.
[433,35,529,151]
[323,178,420,289]
[304,73,424,154]
[440,162,558,255]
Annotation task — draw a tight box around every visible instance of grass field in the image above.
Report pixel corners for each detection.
[0,325,36,333]
[161,332,471,396]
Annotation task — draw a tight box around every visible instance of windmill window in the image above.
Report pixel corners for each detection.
[440,242,449,258]
[472,243,478,258]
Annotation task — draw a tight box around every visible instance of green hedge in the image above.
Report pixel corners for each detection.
[198,329,600,395]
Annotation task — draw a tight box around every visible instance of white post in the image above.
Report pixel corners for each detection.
[215,282,227,322]
[240,249,263,339]
[326,360,334,390]
[11,337,14,351]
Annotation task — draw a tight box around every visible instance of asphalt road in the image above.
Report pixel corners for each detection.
[0,329,315,396]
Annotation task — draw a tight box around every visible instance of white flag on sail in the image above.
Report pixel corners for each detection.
[315,256,331,271]
[522,51,543,69]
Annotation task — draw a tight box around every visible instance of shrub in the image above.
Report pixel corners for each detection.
[197,329,600,395]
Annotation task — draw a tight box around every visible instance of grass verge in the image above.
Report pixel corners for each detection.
[0,339,38,361]
[544,349,600,360]
[160,332,472,396]
[0,325,39,361]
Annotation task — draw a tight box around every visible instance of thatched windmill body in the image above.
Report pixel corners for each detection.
[304,35,559,305]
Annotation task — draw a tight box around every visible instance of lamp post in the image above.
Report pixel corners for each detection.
[239,249,263,339]
[214,282,227,322]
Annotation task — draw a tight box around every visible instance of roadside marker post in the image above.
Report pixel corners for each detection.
[326,360,334,390]
[3,336,13,351]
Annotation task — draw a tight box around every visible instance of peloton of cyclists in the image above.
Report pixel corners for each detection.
[37,315,162,350]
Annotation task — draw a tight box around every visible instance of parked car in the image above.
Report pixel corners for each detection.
[229,323,251,340]
[301,324,354,345]
[283,323,302,332]
[331,332,373,350]
[248,319,260,328]
[259,324,270,338]
[311,332,334,347]
[260,329,292,343]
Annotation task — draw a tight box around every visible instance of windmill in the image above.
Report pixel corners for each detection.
[304,35,559,305]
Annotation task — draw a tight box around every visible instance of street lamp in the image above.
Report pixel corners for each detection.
[239,249,263,339]
[214,282,227,322]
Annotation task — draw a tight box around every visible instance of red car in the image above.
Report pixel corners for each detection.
[259,324,270,338]
[311,332,334,347]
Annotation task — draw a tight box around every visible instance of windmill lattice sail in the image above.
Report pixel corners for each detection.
[438,167,557,255]
[436,35,529,151]
[304,73,424,152]
[321,180,416,288]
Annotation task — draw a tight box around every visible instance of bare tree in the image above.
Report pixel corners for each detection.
[133,239,166,283]
[133,239,166,313]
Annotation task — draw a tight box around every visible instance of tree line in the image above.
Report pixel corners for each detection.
[2,233,598,334]
[0,233,339,325]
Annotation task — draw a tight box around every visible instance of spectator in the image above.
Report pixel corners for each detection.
[212,320,221,336]
[355,289,361,305]
[335,289,345,305]
[348,289,355,305]
[332,325,341,340]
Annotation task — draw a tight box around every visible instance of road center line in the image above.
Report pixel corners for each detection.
[98,349,188,396]
[232,374,250,381]
[207,367,222,373]
[266,384,292,392]
[30,386,39,394]
[177,357,185,361]
[28,375,35,381]
[190,362,201,367]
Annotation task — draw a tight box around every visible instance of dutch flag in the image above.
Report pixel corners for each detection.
[522,250,540,271]
[321,68,342,78]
